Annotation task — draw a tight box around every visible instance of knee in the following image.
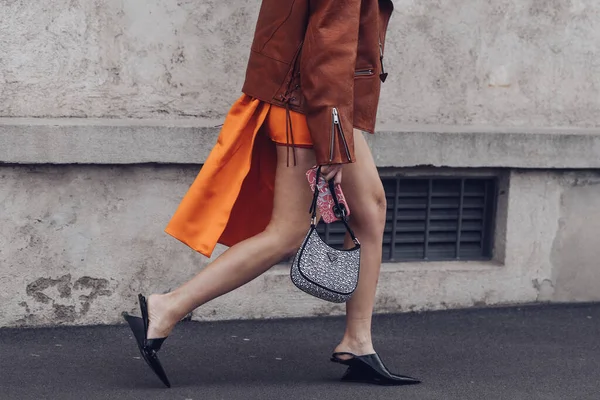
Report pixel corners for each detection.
[351,187,387,233]
[373,188,387,222]
[364,185,387,223]
[371,189,388,231]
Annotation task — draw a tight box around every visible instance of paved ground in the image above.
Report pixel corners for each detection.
[1,303,599,400]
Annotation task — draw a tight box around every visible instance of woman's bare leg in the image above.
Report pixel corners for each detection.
[146,145,316,339]
[333,130,387,356]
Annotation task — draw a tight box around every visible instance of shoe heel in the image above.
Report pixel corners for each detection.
[341,365,374,383]
[123,295,172,388]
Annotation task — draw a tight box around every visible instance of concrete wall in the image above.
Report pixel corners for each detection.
[1,0,600,327]
[2,0,600,126]
[1,165,599,327]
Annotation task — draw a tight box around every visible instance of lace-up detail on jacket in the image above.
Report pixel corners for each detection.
[280,91,298,166]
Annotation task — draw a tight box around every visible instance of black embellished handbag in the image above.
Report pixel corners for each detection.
[290,167,361,303]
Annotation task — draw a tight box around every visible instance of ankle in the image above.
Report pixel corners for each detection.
[336,335,375,356]
[345,331,372,346]
[161,291,193,324]
[148,293,178,326]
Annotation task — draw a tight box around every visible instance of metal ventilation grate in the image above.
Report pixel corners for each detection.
[317,176,497,262]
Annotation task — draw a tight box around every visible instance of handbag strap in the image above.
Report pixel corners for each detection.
[309,167,360,246]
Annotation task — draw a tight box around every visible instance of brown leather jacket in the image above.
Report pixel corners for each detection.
[242,0,394,165]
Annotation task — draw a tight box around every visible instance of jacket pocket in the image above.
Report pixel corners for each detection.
[354,68,375,78]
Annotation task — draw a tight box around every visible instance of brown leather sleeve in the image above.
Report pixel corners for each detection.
[300,0,361,165]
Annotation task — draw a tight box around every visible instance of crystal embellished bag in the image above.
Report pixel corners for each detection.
[290,167,361,303]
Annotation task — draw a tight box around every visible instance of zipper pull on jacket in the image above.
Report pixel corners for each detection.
[331,107,353,163]
[299,0,361,165]
[379,41,388,83]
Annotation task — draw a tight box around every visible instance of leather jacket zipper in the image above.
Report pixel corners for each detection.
[355,69,375,77]
[379,41,388,82]
[331,107,352,162]
[329,109,336,162]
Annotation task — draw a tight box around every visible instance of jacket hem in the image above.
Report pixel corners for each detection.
[241,89,376,136]
[241,89,305,115]
[354,125,375,135]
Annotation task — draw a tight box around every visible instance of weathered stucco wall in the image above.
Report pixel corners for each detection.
[1,0,256,119]
[1,165,598,327]
[383,0,600,127]
[2,0,600,127]
[1,0,598,327]
[551,177,600,302]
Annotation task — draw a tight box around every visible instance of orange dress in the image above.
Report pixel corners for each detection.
[164,94,313,257]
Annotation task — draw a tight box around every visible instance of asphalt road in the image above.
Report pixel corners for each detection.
[1,304,599,400]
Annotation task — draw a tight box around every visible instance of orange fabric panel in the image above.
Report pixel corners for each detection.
[219,124,277,249]
[165,95,271,257]
[164,94,313,257]
[265,104,313,147]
